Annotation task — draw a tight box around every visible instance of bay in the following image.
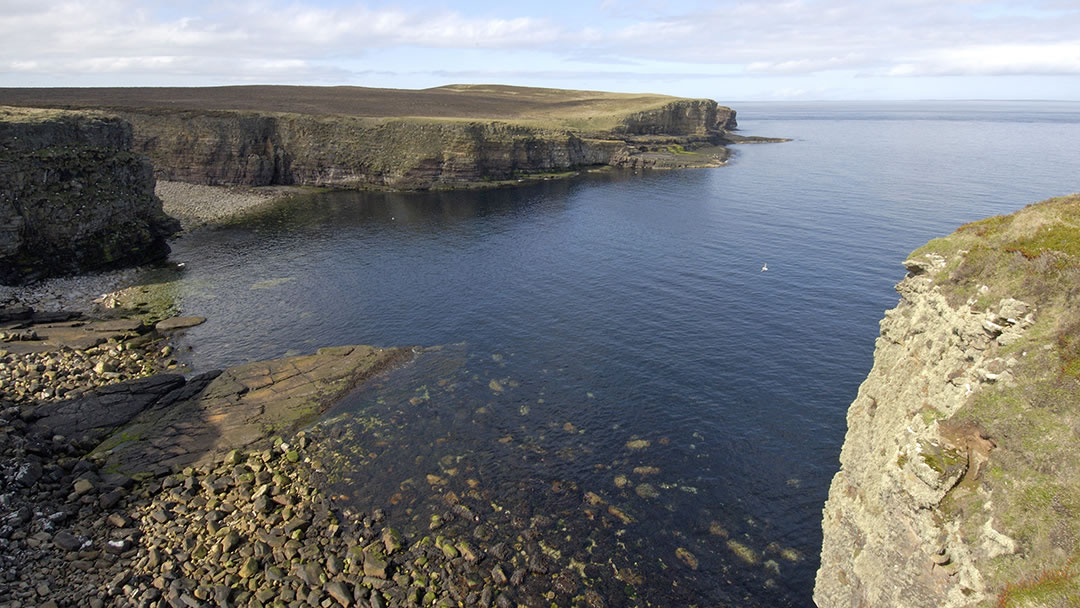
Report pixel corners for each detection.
[165,101,1080,606]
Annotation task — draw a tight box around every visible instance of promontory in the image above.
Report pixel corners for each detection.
[0,84,754,191]
[816,194,1080,607]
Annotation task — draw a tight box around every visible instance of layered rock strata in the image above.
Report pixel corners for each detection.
[116,103,732,190]
[0,107,179,284]
[0,86,741,190]
[816,195,1080,607]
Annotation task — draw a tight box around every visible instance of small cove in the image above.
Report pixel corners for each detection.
[163,101,1080,606]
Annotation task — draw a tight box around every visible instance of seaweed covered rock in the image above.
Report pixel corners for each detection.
[0,106,179,285]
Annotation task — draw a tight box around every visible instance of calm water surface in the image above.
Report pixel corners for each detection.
[164,101,1080,606]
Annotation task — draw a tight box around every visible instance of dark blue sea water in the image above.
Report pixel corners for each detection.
[165,101,1080,607]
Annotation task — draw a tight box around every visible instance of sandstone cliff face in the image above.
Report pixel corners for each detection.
[116,101,729,190]
[816,195,1080,608]
[613,99,736,136]
[0,108,179,284]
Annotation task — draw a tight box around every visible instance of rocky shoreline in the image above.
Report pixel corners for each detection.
[0,305,435,608]
[0,303,624,608]
[155,181,311,231]
[0,406,590,608]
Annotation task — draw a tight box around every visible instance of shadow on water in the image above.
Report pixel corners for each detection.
[220,174,601,233]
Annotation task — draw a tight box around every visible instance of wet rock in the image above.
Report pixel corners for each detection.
[97,345,408,475]
[675,547,699,570]
[634,483,659,499]
[155,316,207,332]
[381,527,402,554]
[29,373,186,442]
[553,569,579,595]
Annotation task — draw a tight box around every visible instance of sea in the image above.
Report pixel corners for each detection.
[163,101,1080,607]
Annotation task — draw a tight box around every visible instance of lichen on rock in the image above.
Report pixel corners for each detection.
[816,194,1080,608]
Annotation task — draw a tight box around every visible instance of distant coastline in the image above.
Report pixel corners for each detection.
[0,84,786,193]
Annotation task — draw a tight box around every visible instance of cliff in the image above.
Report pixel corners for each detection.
[0,107,179,285]
[0,85,738,190]
[119,111,629,189]
[816,194,1080,607]
[611,98,736,135]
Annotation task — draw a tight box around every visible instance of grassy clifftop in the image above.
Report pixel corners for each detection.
[0,85,737,190]
[0,84,730,134]
[908,194,1080,606]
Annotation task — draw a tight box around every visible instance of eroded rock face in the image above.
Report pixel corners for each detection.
[114,102,732,190]
[612,99,736,136]
[815,256,1033,608]
[0,107,179,285]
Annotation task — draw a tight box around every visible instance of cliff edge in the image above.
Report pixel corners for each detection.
[0,106,179,284]
[0,85,740,190]
[816,194,1080,607]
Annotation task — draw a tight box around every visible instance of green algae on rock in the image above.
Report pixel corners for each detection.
[93,344,411,476]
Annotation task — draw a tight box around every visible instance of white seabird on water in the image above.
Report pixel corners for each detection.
[761,263,768,272]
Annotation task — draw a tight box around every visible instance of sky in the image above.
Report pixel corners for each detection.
[2,0,1079,100]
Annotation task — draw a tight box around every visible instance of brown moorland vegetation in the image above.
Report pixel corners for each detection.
[0,84,693,132]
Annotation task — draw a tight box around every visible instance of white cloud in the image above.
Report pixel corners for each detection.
[887,42,1080,76]
[746,55,865,74]
[1,0,1079,95]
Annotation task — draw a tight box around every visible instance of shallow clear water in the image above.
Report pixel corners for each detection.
[165,101,1080,606]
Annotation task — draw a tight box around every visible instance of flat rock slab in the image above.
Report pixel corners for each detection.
[96,344,410,476]
[30,374,187,443]
[0,317,150,354]
[90,319,147,333]
[155,316,206,332]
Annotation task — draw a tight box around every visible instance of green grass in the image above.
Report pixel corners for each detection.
[1005,225,1080,261]
[1,85,708,134]
[910,194,1080,603]
[0,105,107,123]
[996,559,1080,608]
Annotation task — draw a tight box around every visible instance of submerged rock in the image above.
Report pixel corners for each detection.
[92,344,409,475]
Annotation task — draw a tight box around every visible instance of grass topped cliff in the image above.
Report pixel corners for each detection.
[0,84,740,190]
[0,106,178,284]
[909,194,1080,606]
[0,84,727,134]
